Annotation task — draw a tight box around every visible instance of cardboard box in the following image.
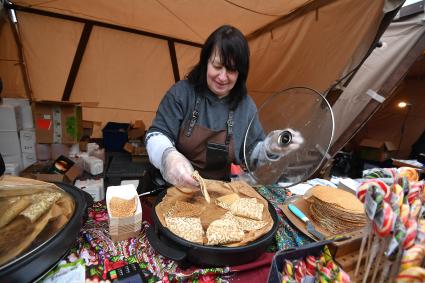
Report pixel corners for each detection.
[32,100,82,144]
[0,104,21,131]
[106,184,142,241]
[358,138,397,162]
[2,98,34,129]
[19,161,80,183]
[20,129,36,153]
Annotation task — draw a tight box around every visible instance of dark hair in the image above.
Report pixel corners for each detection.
[186,25,250,109]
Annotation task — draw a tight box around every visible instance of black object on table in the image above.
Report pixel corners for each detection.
[104,151,150,192]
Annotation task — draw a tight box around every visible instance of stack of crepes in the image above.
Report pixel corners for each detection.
[305,186,366,234]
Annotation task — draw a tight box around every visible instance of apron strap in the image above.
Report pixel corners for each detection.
[225,110,234,145]
[185,96,201,137]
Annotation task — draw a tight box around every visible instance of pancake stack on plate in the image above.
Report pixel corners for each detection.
[305,186,366,235]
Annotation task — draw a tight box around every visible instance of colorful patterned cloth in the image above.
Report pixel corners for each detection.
[256,185,312,251]
[65,185,310,282]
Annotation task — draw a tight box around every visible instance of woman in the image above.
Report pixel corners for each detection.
[145,25,301,190]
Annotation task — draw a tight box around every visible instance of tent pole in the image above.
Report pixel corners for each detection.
[62,23,92,101]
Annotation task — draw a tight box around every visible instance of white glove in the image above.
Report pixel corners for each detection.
[264,129,304,159]
[160,147,199,191]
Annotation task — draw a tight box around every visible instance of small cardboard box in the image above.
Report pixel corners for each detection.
[32,100,82,144]
[358,138,397,162]
[19,161,81,183]
[106,184,142,241]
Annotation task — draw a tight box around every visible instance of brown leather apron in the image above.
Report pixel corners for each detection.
[177,96,235,181]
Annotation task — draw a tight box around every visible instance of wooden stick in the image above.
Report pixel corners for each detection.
[371,237,390,282]
[388,248,403,283]
[362,236,380,283]
[355,225,370,277]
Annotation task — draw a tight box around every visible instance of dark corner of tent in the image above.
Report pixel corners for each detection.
[0,0,424,283]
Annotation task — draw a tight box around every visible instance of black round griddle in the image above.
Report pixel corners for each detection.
[147,189,278,268]
[0,182,92,283]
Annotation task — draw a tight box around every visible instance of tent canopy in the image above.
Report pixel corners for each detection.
[0,0,404,141]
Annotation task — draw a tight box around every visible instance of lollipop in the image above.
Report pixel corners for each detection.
[408,182,422,204]
[402,218,418,249]
[409,199,423,219]
[396,266,425,283]
[373,202,395,237]
[357,180,390,203]
[400,203,410,225]
[318,266,332,283]
[417,219,425,245]
[295,260,306,283]
[305,255,316,276]
[398,167,419,182]
[391,184,404,209]
[283,259,293,277]
[400,244,425,271]
[335,269,351,283]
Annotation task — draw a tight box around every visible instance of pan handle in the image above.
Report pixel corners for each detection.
[146,226,187,262]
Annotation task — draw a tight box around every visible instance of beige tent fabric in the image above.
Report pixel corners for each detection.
[332,13,425,148]
[0,11,26,98]
[0,0,403,140]
[248,0,385,104]
[16,11,84,101]
[11,0,312,43]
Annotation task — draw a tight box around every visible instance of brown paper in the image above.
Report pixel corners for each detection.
[0,176,75,266]
[155,180,273,247]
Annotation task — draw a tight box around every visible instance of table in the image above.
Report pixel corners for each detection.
[59,185,311,282]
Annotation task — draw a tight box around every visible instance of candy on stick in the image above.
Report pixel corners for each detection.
[409,198,423,220]
[402,218,418,250]
[400,203,410,225]
[373,202,395,237]
[283,259,293,277]
[398,167,419,182]
[305,255,316,276]
[294,260,306,283]
[417,219,425,245]
[400,244,425,271]
[318,266,332,283]
[408,181,422,204]
[395,266,425,283]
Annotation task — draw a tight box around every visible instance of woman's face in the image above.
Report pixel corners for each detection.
[206,50,239,98]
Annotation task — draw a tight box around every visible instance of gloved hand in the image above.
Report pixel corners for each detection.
[264,129,304,159]
[161,147,199,191]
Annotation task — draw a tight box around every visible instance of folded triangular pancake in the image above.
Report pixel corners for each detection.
[165,216,204,244]
[206,217,244,245]
[230,198,263,220]
[215,193,240,210]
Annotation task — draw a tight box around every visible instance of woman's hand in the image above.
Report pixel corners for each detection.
[264,129,304,159]
[161,147,199,191]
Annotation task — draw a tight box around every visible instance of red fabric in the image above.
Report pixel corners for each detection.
[230,252,274,282]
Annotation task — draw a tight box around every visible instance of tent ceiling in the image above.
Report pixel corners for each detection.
[1,0,405,140]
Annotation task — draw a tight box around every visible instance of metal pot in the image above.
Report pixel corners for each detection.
[147,190,278,268]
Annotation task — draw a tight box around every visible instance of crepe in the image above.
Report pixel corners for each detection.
[230,198,263,220]
[165,216,204,244]
[165,200,204,218]
[305,186,366,234]
[215,193,240,210]
[20,192,62,223]
[206,217,245,245]
[192,170,210,203]
[109,196,137,217]
[223,212,267,232]
[0,198,31,228]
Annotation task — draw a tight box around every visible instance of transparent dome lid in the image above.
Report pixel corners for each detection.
[0,176,75,269]
[243,87,334,185]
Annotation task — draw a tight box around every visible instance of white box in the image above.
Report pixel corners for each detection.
[20,129,36,153]
[75,178,105,201]
[2,98,33,129]
[0,131,21,156]
[22,152,37,169]
[0,104,21,131]
[5,163,21,176]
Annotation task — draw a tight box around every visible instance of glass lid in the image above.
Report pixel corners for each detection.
[243,87,334,185]
[0,176,75,269]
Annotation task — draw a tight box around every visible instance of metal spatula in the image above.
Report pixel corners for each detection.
[288,203,325,241]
